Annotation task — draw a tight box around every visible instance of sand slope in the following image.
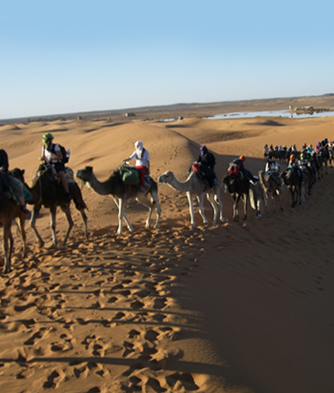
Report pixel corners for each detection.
[1,114,334,393]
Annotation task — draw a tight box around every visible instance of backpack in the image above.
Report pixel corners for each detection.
[51,144,69,164]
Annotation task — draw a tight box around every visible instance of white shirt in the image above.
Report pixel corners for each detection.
[129,149,150,167]
[265,160,280,172]
[42,144,61,163]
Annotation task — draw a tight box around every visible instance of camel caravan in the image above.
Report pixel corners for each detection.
[0,135,332,274]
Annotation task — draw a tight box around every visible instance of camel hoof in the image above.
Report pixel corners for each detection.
[233,217,239,222]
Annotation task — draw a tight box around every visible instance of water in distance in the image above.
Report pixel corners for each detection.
[205,110,334,120]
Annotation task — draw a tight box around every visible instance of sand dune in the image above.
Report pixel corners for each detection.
[1,109,334,393]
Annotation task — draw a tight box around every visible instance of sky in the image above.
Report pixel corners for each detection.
[1,0,334,120]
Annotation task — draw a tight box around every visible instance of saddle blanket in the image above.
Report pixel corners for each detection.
[53,167,76,184]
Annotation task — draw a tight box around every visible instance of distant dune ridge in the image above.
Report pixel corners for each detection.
[1,96,334,393]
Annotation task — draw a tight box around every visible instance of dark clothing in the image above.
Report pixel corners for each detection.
[197,151,217,188]
[240,168,254,181]
[0,149,9,171]
[0,149,24,198]
[197,151,216,169]
[54,161,66,173]
[232,158,257,182]
[232,158,244,170]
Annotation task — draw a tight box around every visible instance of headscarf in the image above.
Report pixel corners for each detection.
[135,140,144,158]
[43,133,54,145]
[43,133,54,151]
[200,145,208,157]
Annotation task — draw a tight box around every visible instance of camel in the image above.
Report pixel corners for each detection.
[317,150,328,178]
[249,181,265,218]
[223,174,263,220]
[299,164,314,198]
[11,165,88,247]
[0,173,27,274]
[281,168,302,208]
[259,170,283,214]
[158,170,224,227]
[76,166,161,235]
[222,174,250,221]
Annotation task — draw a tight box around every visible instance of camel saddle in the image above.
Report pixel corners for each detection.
[36,164,76,185]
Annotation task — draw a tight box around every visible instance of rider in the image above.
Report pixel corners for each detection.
[196,145,218,189]
[232,155,258,183]
[288,152,304,182]
[265,154,282,192]
[0,149,31,215]
[123,141,150,190]
[40,133,71,201]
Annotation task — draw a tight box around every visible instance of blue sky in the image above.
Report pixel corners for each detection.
[1,1,333,119]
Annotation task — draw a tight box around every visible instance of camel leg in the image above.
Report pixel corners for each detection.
[206,192,219,225]
[233,195,240,221]
[215,193,225,223]
[61,205,74,244]
[30,205,45,247]
[80,209,88,239]
[265,193,270,214]
[16,216,27,258]
[197,195,208,225]
[186,192,196,227]
[2,223,13,274]
[49,206,58,247]
[116,198,134,235]
[277,194,284,211]
[151,191,161,229]
[112,197,133,234]
[136,192,161,229]
[116,198,123,235]
[243,195,248,220]
[271,194,277,213]
[136,195,153,228]
[256,197,262,218]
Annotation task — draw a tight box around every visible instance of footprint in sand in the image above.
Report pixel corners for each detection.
[50,340,72,352]
[23,327,48,345]
[43,370,61,389]
[166,372,199,391]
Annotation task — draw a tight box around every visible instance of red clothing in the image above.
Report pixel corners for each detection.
[136,166,148,187]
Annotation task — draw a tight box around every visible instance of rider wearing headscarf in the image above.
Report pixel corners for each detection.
[196,145,217,189]
[123,141,150,188]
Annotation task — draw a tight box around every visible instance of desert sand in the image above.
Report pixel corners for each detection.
[1,103,334,393]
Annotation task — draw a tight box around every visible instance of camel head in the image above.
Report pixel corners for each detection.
[222,174,231,186]
[158,171,174,184]
[11,168,25,183]
[76,166,93,183]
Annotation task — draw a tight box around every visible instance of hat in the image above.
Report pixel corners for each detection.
[43,133,54,144]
